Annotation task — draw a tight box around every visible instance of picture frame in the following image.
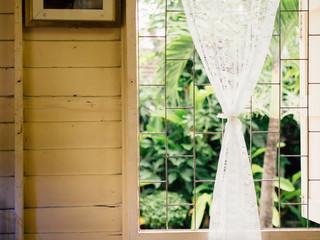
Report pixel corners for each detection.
[25,0,121,27]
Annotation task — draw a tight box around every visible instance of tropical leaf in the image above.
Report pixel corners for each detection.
[274,177,295,192]
[272,207,280,227]
[252,148,266,159]
[292,171,301,185]
[252,164,264,174]
[191,193,212,229]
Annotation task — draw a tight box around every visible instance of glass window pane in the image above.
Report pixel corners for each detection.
[44,0,103,9]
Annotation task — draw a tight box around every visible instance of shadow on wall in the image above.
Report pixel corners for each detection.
[0,208,15,239]
[0,176,15,239]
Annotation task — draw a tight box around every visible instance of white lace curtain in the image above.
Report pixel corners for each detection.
[181,0,279,239]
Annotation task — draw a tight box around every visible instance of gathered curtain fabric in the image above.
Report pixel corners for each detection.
[182,0,279,239]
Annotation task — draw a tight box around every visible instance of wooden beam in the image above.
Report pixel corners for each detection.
[14,0,24,239]
[122,0,139,239]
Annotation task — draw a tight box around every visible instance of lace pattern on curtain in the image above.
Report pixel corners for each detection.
[182,0,279,239]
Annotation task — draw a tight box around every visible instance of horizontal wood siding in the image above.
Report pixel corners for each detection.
[0,15,14,40]
[0,210,15,233]
[0,151,14,177]
[24,27,121,41]
[0,0,14,14]
[0,3,15,237]
[0,69,14,96]
[25,207,122,233]
[0,177,14,208]
[23,26,122,239]
[0,42,14,67]
[0,234,15,240]
[24,122,121,149]
[0,97,14,122]
[24,68,121,97]
[24,149,121,176]
[24,233,121,240]
[25,175,121,207]
[24,41,121,68]
[24,97,121,122]
[0,124,16,151]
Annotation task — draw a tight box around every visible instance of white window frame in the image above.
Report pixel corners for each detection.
[122,0,320,239]
[300,0,320,225]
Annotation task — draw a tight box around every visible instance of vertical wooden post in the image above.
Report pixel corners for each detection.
[14,0,24,239]
[122,0,139,239]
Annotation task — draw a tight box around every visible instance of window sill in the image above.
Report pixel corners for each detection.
[138,229,320,240]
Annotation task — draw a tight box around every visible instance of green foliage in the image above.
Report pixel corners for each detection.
[140,191,190,229]
[190,183,213,229]
[139,82,222,196]
[253,167,303,227]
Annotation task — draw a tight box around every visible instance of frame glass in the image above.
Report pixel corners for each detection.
[25,0,121,27]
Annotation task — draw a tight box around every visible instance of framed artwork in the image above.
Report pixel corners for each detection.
[25,0,121,27]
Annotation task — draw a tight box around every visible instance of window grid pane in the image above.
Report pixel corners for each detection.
[138,0,319,230]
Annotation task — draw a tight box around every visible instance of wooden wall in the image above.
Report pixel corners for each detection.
[1,1,124,239]
[0,0,15,239]
[22,25,122,239]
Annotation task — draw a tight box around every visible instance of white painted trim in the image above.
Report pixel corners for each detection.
[301,0,320,224]
[309,199,320,224]
[300,0,308,220]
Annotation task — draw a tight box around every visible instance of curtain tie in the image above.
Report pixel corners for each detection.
[217,113,239,122]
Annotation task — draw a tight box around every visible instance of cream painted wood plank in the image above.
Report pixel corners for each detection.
[25,175,121,207]
[0,234,14,240]
[123,0,139,237]
[24,97,121,122]
[0,69,14,96]
[0,15,14,40]
[24,68,121,97]
[24,233,121,240]
[24,41,121,68]
[0,0,14,13]
[24,122,121,150]
[0,124,14,150]
[0,177,14,209]
[24,27,121,41]
[0,42,14,67]
[24,148,121,176]
[0,151,14,176]
[0,210,15,233]
[25,207,122,233]
[0,97,14,122]
[14,1,24,239]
